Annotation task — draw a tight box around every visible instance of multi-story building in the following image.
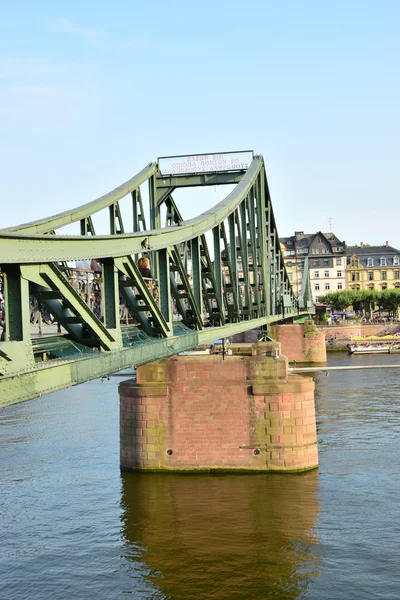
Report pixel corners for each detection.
[346,243,400,291]
[280,231,346,302]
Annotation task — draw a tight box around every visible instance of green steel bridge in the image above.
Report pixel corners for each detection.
[0,151,314,406]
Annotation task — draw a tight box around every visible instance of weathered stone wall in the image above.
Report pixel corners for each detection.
[119,343,318,473]
[231,328,261,343]
[320,322,400,341]
[270,321,326,363]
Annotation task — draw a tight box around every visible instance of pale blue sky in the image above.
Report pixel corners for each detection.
[1,1,399,246]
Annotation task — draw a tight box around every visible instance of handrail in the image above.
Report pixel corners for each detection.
[0,157,263,264]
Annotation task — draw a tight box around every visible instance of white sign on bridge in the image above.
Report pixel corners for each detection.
[158,151,253,176]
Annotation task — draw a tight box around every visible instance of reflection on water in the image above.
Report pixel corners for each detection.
[120,472,321,600]
[1,353,400,599]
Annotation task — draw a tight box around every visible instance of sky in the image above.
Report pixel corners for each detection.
[1,0,399,247]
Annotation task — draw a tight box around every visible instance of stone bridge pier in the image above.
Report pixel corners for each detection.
[119,342,318,473]
[270,320,326,363]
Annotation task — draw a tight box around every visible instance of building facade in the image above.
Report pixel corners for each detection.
[346,243,400,291]
[280,231,346,302]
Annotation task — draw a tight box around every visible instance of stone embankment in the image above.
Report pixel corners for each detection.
[320,323,400,351]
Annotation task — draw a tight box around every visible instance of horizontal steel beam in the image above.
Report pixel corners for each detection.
[0,310,308,407]
[156,171,244,189]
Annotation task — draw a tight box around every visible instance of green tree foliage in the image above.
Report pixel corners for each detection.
[319,289,400,316]
[319,290,353,311]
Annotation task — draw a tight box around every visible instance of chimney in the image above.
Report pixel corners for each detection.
[360,242,363,248]
[386,240,388,247]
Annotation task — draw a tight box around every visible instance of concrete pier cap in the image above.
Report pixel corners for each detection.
[119,341,318,473]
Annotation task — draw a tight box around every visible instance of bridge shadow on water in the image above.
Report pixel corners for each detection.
[119,471,322,600]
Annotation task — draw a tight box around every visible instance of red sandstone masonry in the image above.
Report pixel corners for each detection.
[271,321,326,363]
[119,342,318,473]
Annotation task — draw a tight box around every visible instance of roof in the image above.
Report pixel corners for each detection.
[346,245,400,256]
[280,231,345,249]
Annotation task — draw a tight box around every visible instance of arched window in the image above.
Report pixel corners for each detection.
[367,257,374,267]
[393,256,399,266]
[380,257,387,266]
[350,256,359,268]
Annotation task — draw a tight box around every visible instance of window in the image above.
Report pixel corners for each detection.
[368,271,374,281]
[315,297,319,302]
[351,258,358,267]
[395,271,400,280]
[336,258,342,265]
[324,270,329,277]
[338,283,343,290]
[367,258,374,267]
[314,271,319,278]
[368,284,375,290]
[288,273,293,280]
[394,256,400,266]
[324,259,329,266]
[337,270,342,277]
[382,283,387,290]
[313,259,319,266]
[315,283,320,291]
[380,257,387,266]
[325,283,330,290]
[382,271,387,280]
[351,272,360,281]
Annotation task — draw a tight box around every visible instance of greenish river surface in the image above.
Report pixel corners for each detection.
[1,353,400,599]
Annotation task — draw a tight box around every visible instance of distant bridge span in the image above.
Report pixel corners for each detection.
[0,151,314,406]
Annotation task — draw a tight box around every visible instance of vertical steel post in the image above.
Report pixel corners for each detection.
[191,237,203,322]
[101,258,120,333]
[158,248,172,334]
[265,196,272,316]
[3,265,31,342]
[228,213,238,305]
[149,174,160,280]
[213,226,223,306]
[256,172,268,314]
[239,201,251,313]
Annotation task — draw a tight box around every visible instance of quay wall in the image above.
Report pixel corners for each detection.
[320,323,400,341]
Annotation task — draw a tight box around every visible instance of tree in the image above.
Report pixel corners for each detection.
[319,290,353,312]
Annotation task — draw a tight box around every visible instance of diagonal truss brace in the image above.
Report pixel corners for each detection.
[114,256,171,338]
[21,264,120,351]
[168,246,203,329]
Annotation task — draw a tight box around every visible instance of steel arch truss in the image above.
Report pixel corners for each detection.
[0,154,314,405]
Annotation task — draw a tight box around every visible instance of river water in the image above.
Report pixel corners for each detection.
[1,353,400,599]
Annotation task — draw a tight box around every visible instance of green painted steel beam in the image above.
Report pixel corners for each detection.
[2,162,158,234]
[0,310,310,408]
[0,158,263,264]
[156,171,244,189]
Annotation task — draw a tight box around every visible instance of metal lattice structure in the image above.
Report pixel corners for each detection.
[0,152,314,405]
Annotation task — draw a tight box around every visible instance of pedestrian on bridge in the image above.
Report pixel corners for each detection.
[138,257,153,279]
